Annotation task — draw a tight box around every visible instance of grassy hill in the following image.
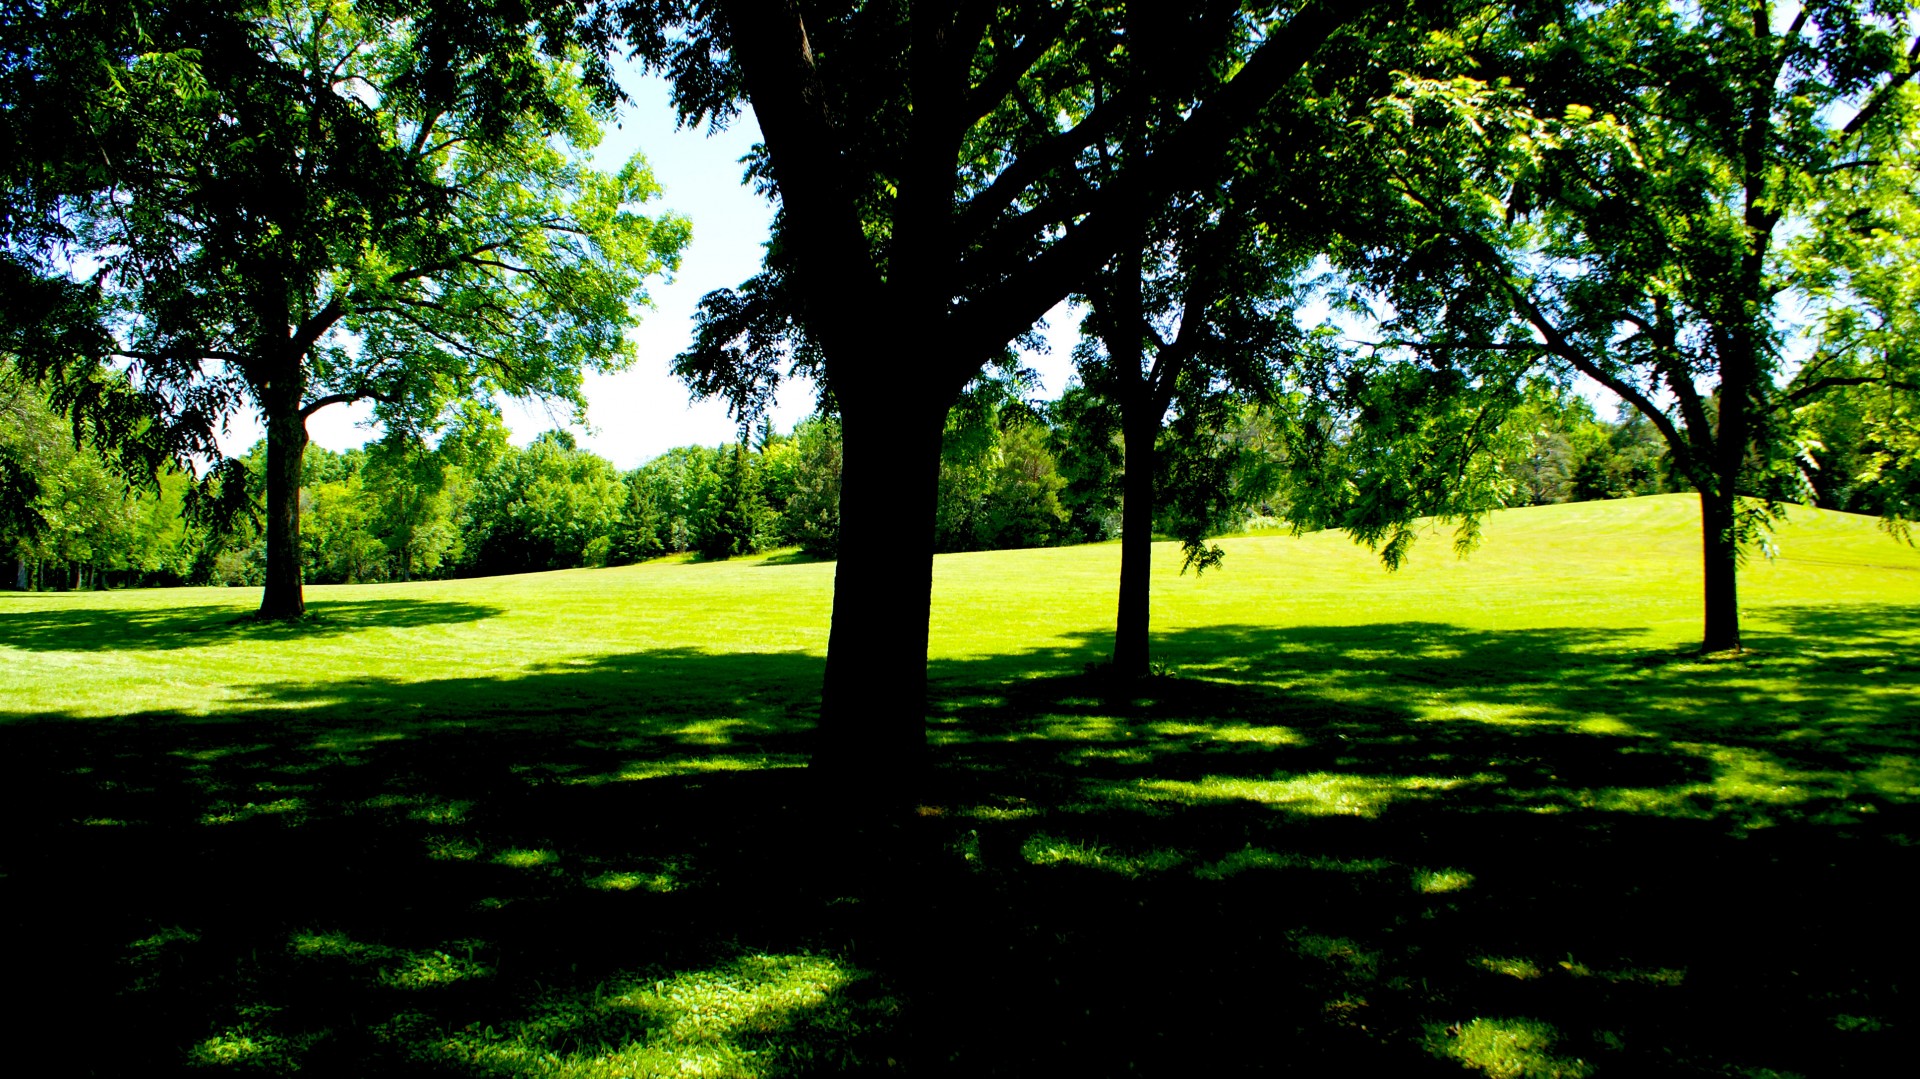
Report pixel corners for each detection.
[3,493,1917,1076]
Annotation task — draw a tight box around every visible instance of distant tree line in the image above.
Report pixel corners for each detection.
[24,357,1906,593]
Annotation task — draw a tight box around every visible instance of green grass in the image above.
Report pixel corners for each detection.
[4,493,1918,1076]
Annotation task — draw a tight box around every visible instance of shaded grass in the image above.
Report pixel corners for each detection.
[2,495,1917,1076]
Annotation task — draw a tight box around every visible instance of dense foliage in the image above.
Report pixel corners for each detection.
[6,365,1724,592]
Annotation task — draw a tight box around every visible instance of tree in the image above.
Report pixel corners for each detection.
[12,0,686,618]
[627,0,1409,779]
[362,434,455,581]
[462,430,627,575]
[696,440,758,560]
[1072,161,1311,678]
[766,417,843,558]
[1352,0,1920,651]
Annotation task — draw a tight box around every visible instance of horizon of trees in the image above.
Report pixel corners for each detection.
[9,363,1820,594]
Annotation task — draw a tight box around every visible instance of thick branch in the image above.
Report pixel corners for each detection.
[1788,374,1920,402]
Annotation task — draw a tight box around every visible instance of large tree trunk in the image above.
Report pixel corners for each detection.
[13,555,25,591]
[1699,487,1740,653]
[1112,411,1158,680]
[813,396,947,787]
[258,398,309,620]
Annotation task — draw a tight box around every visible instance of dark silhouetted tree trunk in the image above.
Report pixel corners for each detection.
[1113,412,1158,680]
[1699,489,1740,652]
[258,377,308,620]
[815,395,947,789]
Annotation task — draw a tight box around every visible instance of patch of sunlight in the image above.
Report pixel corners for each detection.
[1289,932,1381,977]
[425,835,482,861]
[172,743,272,764]
[494,848,559,869]
[1032,714,1129,742]
[131,926,200,955]
[1070,746,1155,764]
[1833,1014,1886,1033]
[1697,745,1818,804]
[1341,648,1399,663]
[1474,956,1543,980]
[291,931,369,959]
[412,952,897,1079]
[187,1026,311,1071]
[199,798,304,826]
[1021,832,1183,877]
[587,865,682,894]
[290,929,493,989]
[963,803,1040,821]
[673,718,751,745]
[1575,716,1643,736]
[1426,1017,1594,1079]
[1559,958,1685,986]
[1526,744,1844,822]
[1213,724,1307,746]
[1859,756,1920,800]
[407,799,474,824]
[81,817,129,827]
[308,732,409,752]
[381,946,494,989]
[1143,721,1307,746]
[1117,771,1472,818]
[1415,868,1476,894]
[1193,846,1393,881]
[1427,701,1556,727]
[566,756,802,787]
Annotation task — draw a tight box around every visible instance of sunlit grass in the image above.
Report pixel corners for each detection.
[407,952,894,1079]
[1111,771,1483,818]
[1426,1017,1595,1079]
[1020,831,1184,876]
[7,495,1919,1075]
[1413,868,1476,894]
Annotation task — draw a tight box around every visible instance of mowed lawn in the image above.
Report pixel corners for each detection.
[3,493,1917,1077]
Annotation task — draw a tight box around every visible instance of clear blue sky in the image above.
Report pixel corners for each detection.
[266,67,1081,470]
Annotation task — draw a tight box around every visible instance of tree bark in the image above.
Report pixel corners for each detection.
[13,555,25,591]
[258,395,309,620]
[1699,488,1740,652]
[813,395,948,790]
[1113,411,1158,680]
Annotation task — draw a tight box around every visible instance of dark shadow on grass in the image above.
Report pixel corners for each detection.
[0,596,506,652]
[2,606,1916,1075]
[756,550,835,566]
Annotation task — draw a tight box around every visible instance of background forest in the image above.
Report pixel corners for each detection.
[7,360,1907,592]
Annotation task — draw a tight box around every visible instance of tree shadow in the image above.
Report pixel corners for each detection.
[3,605,1915,1075]
[0,596,506,652]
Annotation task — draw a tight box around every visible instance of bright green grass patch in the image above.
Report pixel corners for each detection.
[1426,1017,1596,1078]
[5,496,1914,726]
[397,952,896,1079]
[1020,831,1185,876]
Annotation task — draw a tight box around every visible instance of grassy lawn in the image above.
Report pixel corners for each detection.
[3,492,1917,1076]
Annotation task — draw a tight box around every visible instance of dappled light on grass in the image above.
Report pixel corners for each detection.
[1192,846,1393,880]
[1105,770,1484,818]
[1020,831,1184,876]
[291,930,495,989]
[562,754,805,788]
[1425,1017,1595,1079]
[6,500,1920,1074]
[408,952,894,1079]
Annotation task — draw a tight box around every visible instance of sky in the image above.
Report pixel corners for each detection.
[238,68,1083,471]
